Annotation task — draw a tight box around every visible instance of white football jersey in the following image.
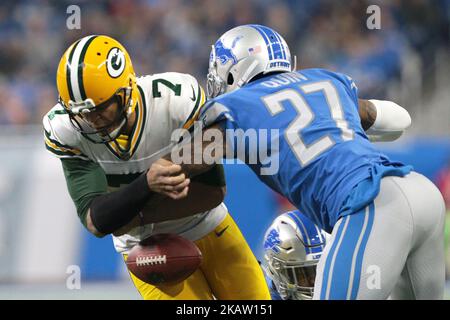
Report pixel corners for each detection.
[43,72,228,254]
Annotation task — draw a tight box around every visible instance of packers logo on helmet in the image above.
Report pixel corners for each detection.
[107,47,126,78]
[56,35,138,143]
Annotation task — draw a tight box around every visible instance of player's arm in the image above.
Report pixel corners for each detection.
[113,164,226,236]
[61,158,188,238]
[164,122,228,179]
[358,99,411,142]
[163,94,231,181]
[142,164,226,223]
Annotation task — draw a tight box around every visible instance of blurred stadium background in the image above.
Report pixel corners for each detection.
[0,0,449,299]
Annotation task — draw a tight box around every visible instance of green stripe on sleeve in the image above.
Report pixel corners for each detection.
[183,84,202,126]
[45,143,78,157]
[44,129,78,151]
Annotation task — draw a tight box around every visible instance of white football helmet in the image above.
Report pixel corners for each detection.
[207,24,296,98]
[263,211,327,300]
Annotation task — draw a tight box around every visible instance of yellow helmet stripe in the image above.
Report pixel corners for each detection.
[67,35,97,102]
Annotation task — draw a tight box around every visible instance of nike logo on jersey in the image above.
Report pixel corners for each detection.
[190,85,196,101]
[215,225,229,237]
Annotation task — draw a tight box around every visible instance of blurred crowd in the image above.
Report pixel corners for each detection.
[0,0,448,125]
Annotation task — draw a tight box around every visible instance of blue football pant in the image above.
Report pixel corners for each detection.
[313,172,446,300]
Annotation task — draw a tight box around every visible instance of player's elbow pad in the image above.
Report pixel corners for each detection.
[365,99,411,142]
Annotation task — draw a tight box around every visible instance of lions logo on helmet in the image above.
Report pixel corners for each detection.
[262,210,327,300]
[207,24,296,99]
[214,35,243,65]
[264,228,281,253]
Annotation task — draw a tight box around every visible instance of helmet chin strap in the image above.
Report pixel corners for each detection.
[292,55,297,71]
[102,95,131,142]
[109,117,127,139]
[236,60,260,88]
[126,98,134,115]
[210,45,216,64]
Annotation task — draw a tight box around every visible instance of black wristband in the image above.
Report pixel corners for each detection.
[89,173,152,234]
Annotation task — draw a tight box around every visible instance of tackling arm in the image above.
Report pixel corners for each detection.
[144,164,226,224]
[61,158,155,238]
[61,157,189,237]
[116,124,228,237]
[358,99,412,142]
[113,165,226,236]
[166,122,227,177]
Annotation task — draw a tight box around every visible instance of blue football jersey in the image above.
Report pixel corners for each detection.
[200,69,412,232]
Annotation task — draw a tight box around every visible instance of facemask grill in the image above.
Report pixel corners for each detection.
[62,86,132,143]
[268,256,318,300]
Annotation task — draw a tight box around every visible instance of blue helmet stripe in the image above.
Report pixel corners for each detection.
[271,29,287,60]
[287,211,313,254]
[259,25,285,60]
[310,246,323,254]
[250,24,273,60]
[313,224,325,252]
[314,224,324,242]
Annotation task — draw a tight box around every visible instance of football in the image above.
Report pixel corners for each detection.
[126,233,202,285]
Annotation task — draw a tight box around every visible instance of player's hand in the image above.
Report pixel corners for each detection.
[146,158,190,199]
